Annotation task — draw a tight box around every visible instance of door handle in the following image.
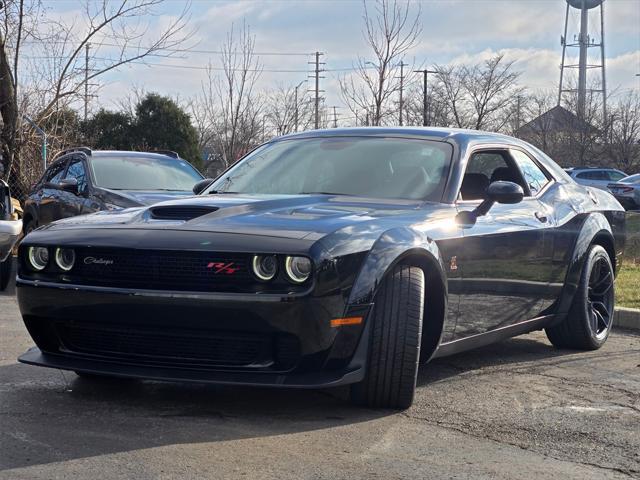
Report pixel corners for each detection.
[535,211,548,223]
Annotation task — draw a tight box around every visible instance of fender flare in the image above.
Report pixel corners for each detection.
[347,227,448,306]
[555,212,615,317]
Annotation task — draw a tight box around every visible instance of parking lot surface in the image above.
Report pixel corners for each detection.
[1,282,639,479]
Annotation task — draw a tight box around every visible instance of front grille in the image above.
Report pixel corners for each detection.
[71,248,254,292]
[149,205,218,221]
[55,322,281,367]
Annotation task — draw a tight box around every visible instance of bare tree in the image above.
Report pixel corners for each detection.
[607,92,640,172]
[264,83,312,136]
[201,21,263,171]
[0,0,193,195]
[339,0,421,126]
[428,54,523,131]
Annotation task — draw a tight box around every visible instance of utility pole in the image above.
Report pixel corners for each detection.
[309,52,325,129]
[331,106,339,128]
[398,61,408,126]
[294,80,307,132]
[84,43,90,122]
[414,68,437,126]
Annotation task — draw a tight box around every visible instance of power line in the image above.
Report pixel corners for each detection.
[21,39,312,57]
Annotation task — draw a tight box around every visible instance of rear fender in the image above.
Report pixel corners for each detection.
[555,212,619,318]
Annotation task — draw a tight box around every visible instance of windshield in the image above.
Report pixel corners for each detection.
[206,137,453,201]
[90,156,202,191]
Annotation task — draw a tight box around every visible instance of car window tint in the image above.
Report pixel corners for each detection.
[510,150,549,195]
[44,162,67,184]
[459,151,525,200]
[207,137,453,201]
[608,171,626,181]
[90,156,202,191]
[65,160,88,193]
[577,171,603,180]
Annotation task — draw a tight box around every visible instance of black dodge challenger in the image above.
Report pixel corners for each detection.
[17,128,625,409]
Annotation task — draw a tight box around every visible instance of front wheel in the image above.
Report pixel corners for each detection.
[350,265,424,409]
[0,258,12,291]
[545,245,615,350]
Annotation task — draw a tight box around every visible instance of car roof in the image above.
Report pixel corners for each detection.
[566,166,622,172]
[54,148,182,162]
[276,126,517,144]
[90,150,181,160]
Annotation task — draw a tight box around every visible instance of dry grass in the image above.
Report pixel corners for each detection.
[617,212,640,309]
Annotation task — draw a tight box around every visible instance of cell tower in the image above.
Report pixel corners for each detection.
[558,0,607,120]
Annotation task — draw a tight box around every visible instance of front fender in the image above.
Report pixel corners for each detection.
[347,227,447,306]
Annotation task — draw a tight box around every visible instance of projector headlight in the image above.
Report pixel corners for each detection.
[252,254,278,281]
[284,256,312,284]
[55,248,76,271]
[27,246,49,271]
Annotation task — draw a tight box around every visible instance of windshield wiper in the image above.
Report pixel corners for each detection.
[208,190,240,194]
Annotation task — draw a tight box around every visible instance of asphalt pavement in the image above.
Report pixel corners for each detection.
[1,278,639,479]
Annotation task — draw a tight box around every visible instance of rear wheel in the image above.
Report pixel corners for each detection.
[545,245,614,350]
[350,265,424,409]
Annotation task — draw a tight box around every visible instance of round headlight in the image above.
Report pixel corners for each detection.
[55,248,75,271]
[27,247,49,271]
[252,254,278,281]
[284,256,312,284]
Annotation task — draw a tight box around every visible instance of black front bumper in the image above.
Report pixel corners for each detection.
[16,280,371,388]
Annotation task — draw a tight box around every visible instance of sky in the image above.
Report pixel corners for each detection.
[41,0,640,123]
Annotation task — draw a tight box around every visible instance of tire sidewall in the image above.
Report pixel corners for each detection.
[575,245,614,348]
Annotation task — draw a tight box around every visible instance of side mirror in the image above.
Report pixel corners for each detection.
[456,181,524,226]
[58,178,79,194]
[193,178,215,195]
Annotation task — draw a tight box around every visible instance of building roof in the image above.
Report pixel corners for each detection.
[516,105,597,135]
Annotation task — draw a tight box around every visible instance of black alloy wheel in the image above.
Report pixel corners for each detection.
[546,245,615,350]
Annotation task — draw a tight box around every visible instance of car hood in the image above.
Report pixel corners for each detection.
[42,193,456,242]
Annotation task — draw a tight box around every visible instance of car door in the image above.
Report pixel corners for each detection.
[35,159,69,226]
[58,158,96,219]
[452,149,554,340]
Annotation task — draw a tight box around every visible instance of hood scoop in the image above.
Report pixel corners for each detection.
[149,205,219,221]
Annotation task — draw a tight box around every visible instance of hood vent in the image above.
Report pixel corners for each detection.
[149,205,219,221]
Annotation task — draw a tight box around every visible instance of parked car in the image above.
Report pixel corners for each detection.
[22,148,204,234]
[565,166,627,191]
[607,173,640,210]
[17,128,625,409]
[0,180,22,291]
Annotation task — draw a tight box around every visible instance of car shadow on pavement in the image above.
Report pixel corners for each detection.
[0,333,586,473]
[0,360,385,472]
[418,335,591,386]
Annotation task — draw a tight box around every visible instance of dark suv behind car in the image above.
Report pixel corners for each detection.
[23,148,203,233]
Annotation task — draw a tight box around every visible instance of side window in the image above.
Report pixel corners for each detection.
[608,171,626,181]
[459,151,525,201]
[577,171,598,180]
[510,150,550,196]
[65,160,88,193]
[44,162,67,185]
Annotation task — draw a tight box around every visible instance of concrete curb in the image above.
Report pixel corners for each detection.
[615,307,640,332]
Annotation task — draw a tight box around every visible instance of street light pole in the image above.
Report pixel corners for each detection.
[415,69,437,126]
